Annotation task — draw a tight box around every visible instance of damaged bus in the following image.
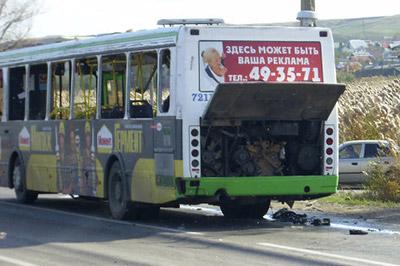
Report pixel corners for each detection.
[0,15,344,219]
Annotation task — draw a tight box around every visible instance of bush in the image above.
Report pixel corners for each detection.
[364,159,400,202]
[336,71,355,83]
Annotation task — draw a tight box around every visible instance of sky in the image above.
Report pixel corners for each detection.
[30,0,400,37]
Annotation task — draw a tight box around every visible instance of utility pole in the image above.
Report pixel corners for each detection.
[297,0,317,27]
[301,0,315,12]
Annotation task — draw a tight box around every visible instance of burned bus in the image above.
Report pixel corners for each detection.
[0,17,344,219]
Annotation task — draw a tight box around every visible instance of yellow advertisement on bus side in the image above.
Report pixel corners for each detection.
[131,159,182,204]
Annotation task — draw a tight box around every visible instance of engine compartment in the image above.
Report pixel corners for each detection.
[201,121,323,177]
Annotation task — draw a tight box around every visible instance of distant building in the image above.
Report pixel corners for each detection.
[349,50,374,65]
[390,41,400,50]
[349,39,368,51]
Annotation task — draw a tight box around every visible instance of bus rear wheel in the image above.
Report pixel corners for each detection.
[108,161,130,220]
[220,199,271,219]
[13,157,38,204]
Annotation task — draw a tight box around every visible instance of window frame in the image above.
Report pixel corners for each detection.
[1,67,9,122]
[49,60,73,121]
[99,53,128,120]
[7,65,27,121]
[157,48,171,114]
[72,56,99,120]
[128,49,158,120]
[24,64,29,121]
[27,63,49,121]
[0,70,3,120]
[339,143,363,160]
[364,142,390,158]
[364,143,379,158]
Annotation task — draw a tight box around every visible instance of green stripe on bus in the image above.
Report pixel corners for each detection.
[178,175,338,197]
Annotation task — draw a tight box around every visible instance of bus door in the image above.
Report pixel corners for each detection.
[153,48,175,188]
[153,117,175,188]
[0,121,11,187]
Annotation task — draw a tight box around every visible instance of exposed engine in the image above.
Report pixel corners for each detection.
[201,121,322,177]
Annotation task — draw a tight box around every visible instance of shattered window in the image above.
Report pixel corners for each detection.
[74,57,98,119]
[51,61,71,120]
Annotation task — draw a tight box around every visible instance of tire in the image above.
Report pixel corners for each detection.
[13,157,38,204]
[108,161,130,220]
[220,199,271,219]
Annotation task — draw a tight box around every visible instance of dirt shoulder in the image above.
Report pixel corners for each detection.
[271,196,400,226]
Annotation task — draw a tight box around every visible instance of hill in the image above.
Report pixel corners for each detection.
[266,15,400,42]
[318,15,400,42]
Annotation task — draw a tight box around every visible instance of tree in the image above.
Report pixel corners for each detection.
[0,0,38,51]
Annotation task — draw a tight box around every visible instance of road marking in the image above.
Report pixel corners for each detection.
[0,254,39,266]
[0,200,204,236]
[258,242,399,266]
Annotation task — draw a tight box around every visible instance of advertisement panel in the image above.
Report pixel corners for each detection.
[199,41,323,91]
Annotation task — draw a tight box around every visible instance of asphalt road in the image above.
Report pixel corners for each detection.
[0,187,399,266]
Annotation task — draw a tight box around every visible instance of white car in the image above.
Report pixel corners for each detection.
[339,140,395,185]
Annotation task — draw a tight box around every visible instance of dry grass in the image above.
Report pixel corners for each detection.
[339,76,400,202]
[339,77,400,143]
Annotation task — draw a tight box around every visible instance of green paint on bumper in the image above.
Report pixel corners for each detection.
[177,175,338,198]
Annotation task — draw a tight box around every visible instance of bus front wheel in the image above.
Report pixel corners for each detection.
[220,199,271,219]
[108,161,130,220]
[13,157,38,204]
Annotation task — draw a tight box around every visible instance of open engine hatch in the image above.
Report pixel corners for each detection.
[202,82,345,122]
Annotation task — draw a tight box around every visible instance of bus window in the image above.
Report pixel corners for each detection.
[101,54,126,119]
[74,57,97,119]
[0,69,3,120]
[9,66,25,120]
[158,49,170,113]
[29,64,47,120]
[129,51,157,118]
[51,61,71,120]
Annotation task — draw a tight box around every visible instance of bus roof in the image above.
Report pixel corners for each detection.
[0,23,332,67]
[0,27,180,67]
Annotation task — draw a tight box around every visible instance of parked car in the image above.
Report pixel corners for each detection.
[339,140,396,185]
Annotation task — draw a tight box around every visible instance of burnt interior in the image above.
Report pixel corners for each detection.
[201,121,323,177]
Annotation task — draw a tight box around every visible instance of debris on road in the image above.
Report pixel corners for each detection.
[311,218,331,226]
[0,232,6,240]
[322,218,331,226]
[311,219,321,226]
[272,208,331,226]
[272,208,307,224]
[349,229,368,235]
